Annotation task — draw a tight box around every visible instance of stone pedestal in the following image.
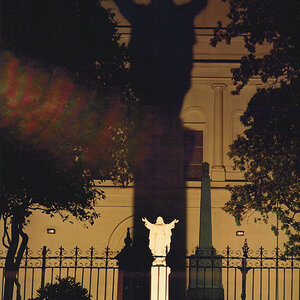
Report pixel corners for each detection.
[187,250,224,300]
[151,265,171,300]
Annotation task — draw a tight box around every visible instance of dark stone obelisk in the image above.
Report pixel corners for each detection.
[199,162,212,249]
[187,163,224,300]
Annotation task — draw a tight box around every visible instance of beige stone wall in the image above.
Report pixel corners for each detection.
[16,181,283,254]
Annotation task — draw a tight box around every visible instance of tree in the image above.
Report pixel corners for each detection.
[211,0,299,94]
[211,0,299,255]
[0,127,101,299]
[0,1,136,299]
[0,0,137,179]
[0,51,137,299]
[1,0,128,92]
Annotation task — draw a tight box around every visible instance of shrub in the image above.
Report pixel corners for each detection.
[34,276,91,300]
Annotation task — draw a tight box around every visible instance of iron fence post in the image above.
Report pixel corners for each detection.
[23,247,29,300]
[226,245,230,300]
[88,246,94,297]
[58,246,64,279]
[104,246,109,300]
[275,246,279,300]
[241,258,247,300]
[239,239,250,300]
[74,246,79,281]
[40,246,47,290]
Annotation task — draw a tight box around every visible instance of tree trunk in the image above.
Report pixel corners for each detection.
[4,218,28,300]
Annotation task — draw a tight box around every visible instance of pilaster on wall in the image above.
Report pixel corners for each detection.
[211,84,226,181]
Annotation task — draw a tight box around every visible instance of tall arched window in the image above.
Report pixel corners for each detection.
[181,107,206,181]
[184,129,203,180]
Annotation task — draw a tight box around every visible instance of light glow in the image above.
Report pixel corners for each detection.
[0,51,124,168]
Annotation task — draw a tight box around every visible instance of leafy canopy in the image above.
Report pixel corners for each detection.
[0,2,137,299]
[0,0,138,189]
[0,128,101,228]
[211,0,299,94]
[1,0,128,92]
[225,80,299,255]
[211,0,300,255]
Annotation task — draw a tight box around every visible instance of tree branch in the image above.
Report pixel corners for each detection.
[27,206,46,211]
[15,225,28,268]
[5,217,20,271]
[2,216,11,249]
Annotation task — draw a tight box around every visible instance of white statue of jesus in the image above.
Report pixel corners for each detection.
[142,216,179,263]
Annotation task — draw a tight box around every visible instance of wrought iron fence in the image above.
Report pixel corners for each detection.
[0,241,299,300]
[186,240,300,300]
[0,246,119,300]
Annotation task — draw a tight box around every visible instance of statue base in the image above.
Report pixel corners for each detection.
[151,265,170,300]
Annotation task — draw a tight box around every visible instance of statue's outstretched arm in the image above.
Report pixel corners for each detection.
[169,219,179,228]
[142,217,153,229]
[113,0,138,22]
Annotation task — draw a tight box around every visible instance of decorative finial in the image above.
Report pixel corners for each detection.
[124,227,132,247]
[242,239,249,258]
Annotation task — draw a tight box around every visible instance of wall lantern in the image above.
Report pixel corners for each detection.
[236,230,244,236]
[47,228,56,234]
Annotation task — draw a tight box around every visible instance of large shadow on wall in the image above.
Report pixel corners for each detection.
[114,0,207,299]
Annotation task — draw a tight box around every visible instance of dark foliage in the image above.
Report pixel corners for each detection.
[0,1,136,299]
[211,0,300,255]
[1,0,128,92]
[211,0,299,94]
[0,129,100,227]
[226,80,299,255]
[34,277,91,300]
